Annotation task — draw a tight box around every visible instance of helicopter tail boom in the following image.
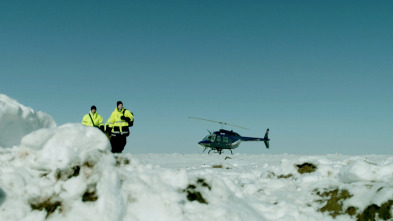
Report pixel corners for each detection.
[240,128,270,149]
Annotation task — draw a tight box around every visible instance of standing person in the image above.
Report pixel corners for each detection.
[107,101,134,153]
[82,106,104,130]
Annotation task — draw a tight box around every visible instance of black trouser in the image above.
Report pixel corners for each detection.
[110,134,127,153]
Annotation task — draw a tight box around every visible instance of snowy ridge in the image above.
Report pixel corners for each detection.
[2,149,393,220]
[1,95,393,221]
[0,94,56,147]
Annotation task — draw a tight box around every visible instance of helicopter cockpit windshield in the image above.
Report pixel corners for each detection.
[203,134,216,142]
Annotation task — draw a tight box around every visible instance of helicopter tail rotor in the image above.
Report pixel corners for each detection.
[264,129,269,140]
[264,140,270,149]
[264,129,270,149]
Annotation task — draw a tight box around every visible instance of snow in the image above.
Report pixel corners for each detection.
[0,94,56,148]
[1,94,393,221]
[19,123,110,170]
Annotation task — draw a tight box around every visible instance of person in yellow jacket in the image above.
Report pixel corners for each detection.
[106,101,134,153]
[82,106,104,130]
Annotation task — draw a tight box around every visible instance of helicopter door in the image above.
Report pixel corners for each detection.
[216,135,222,146]
[222,136,229,146]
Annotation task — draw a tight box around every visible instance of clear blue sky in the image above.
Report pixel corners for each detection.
[1,1,392,154]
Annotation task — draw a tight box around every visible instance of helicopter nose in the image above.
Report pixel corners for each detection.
[198,140,211,147]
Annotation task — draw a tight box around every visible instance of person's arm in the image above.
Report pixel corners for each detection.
[121,110,134,126]
[98,115,104,131]
[106,112,115,129]
[98,115,104,126]
[107,112,115,123]
[125,110,134,122]
[82,115,89,126]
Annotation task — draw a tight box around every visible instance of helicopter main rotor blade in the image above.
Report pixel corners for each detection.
[189,117,249,130]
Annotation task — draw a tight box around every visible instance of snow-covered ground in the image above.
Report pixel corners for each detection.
[1,94,393,221]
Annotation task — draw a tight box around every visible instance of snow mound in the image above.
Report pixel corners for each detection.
[19,123,111,170]
[0,94,56,147]
[338,159,393,183]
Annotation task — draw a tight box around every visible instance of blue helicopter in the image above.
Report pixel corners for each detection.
[189,117,270,155]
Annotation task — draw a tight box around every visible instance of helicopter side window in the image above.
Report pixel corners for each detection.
[207,135,216,142]
[216,135,221,142]
[222,136,228,143]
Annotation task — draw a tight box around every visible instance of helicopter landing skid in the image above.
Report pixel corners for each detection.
[207,148,233,155]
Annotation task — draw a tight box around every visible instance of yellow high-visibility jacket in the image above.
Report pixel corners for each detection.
[107,108,134,135]
[82,112,104,127]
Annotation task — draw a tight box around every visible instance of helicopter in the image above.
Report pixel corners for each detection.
[189,117,270,155]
